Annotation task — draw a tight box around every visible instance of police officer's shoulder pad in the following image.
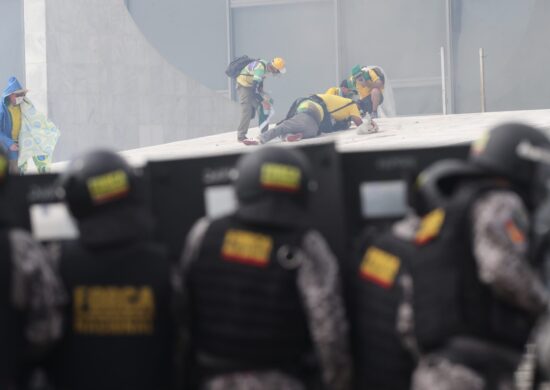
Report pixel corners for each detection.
[415,208,446,245]
[359,246,401,289]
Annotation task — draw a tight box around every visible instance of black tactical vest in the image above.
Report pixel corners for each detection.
[189,215,312,378]
[54,240,174,390]
[411,182,536,353]
[350,228,416,390]
[307,95,334,132]
[0,229,22,388]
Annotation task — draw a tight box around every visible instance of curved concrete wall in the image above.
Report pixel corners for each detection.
[24,0,240,161]
[126,0,230,92]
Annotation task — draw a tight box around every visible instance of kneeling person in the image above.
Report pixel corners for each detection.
[349,65,385,118]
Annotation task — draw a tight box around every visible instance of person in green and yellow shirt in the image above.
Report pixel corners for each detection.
[236,57,286,142]
[325,79,357,100]
[348,64,385,118]
[243,93,378,145]
[0,77,27,173]
[0,77,57,174]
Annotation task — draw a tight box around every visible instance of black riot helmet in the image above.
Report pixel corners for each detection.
[234,146,317,227]
[60,150,140,220]
[0,146,8,189]
[469,122,550,208]
[412,158,485,215]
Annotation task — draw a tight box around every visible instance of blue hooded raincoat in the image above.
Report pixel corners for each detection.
[0,77,25,159]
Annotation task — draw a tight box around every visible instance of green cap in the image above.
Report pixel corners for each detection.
[351,64,363,78]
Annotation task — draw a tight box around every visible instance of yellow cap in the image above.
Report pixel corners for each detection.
[271,57,286,74]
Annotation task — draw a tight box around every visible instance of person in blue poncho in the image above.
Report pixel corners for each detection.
[0,77,60,173]
[0,77,27,172]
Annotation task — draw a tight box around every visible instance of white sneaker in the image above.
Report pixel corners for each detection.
[356,120,378,134]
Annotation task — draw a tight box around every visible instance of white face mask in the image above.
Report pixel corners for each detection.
[14,96,24,105]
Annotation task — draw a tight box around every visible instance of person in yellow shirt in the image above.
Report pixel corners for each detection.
[325,79,357,99]
[349,64,385,118]
[243,93,377,145]
[1,77,59,174]
[235,57,286,142]
[0,77,27,172]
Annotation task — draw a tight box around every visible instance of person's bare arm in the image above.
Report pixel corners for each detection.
[350,116,363,127]
[366,79,384,89]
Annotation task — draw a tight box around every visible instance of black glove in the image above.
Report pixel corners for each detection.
[252,82,263,103]
[358,97,368,114]
[252,81,262,95]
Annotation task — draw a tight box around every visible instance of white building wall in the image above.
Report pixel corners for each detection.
[24,0,240,161]
[24,0,48,115]
[2,0,548,162]
[451,0,550,113]
[232,1,337,122]
[0,0,25,89]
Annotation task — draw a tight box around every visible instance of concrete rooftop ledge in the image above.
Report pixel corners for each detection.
[122,109,550,162]
[50,109,550,171]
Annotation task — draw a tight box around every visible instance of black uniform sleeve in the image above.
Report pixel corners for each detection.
[298,229,352,390]
[470,190,548,313]
[9,229,66,346]
[175,216,211,328]
[175,218,211,386]
[179,217,211,276]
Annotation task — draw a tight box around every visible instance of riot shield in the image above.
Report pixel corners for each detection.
[1,174,61,231]
[145,142,347,262]
[341,143,471,242]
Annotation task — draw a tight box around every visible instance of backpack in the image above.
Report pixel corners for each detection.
[283,97,309,122]
[225,55,258,78]
[283,95,356,133]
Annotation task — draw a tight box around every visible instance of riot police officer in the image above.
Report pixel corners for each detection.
[0,146,65,389]
[179,146,352,390]
[349,224,416,390]
[51,150,175,390]
[349,158,481,390]
[408,123,550,389]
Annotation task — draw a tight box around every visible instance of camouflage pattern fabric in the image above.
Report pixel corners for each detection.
[470,190,548,313]
[412,356,485,390]
[201,371,305,390]
[10,229,66,345]
[179,221,352,390]
[298,230,352,390]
